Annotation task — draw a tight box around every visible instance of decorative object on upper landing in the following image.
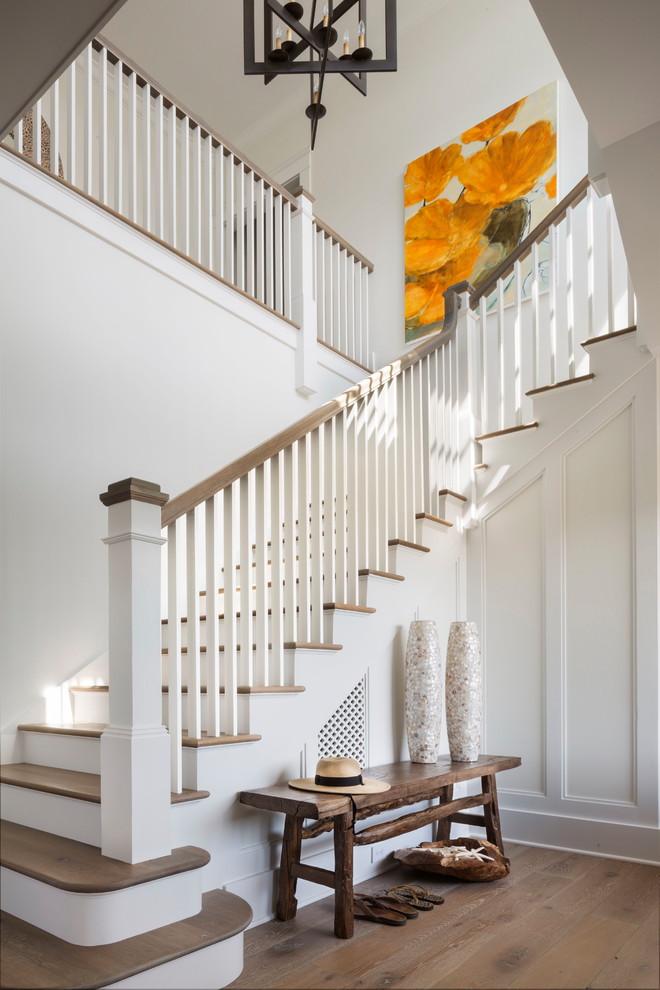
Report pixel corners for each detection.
[243,0,397,149]
[288,756,390,793]
[445,620,482,762]
[404,81,557,342]
[404,619,442,763]
[394,836,509,881]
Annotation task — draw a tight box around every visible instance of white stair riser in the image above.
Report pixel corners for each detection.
[70,689,110,724]
[415,518,452,546]
[103,932,245,989]
[20,730,100,774]
[1,784,100,844]
[0,864,203,946]
[322,608,374,643]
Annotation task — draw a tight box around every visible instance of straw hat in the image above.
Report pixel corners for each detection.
[288,756,390,795]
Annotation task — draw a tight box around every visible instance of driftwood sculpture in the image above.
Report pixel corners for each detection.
[393,836,510,881]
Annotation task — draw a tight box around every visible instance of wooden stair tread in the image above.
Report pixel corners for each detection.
[415,512,452,527]
[475,422,539,442]
[0,764,208,805]
[388,538,431,552]
[526,373,595,396]
[163,642,342,653]
[580,324,636,347]
[438,488,468,501]
[0,820,209,893]
[200,577,301,595]
[17,723,105,737]
[323,602,376,613]
[181,732,262,747]
[0,888,252,990]
[358,568,405,581]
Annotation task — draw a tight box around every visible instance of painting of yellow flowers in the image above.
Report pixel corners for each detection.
[405,82,557,342]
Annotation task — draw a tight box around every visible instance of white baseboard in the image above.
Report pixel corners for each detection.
[499,808,660,865]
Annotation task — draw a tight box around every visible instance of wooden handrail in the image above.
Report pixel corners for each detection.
[469,175,590,309]
[313,216,375,273]
[94,35,297,206]
[161,286,464,527]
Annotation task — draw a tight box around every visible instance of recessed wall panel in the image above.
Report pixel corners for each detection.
[484,477,545,794]
[564,406,634,803]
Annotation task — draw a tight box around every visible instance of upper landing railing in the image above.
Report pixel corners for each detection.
[2,36,373,372]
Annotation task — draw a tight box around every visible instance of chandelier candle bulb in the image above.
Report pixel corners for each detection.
[286,27,293,41]
[275,27,283,48]
[323,4,329,27]
[343,31,350,54]
[358,19,365,46]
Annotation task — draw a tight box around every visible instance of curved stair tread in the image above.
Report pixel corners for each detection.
[0,888,252,990]
[0,820,209,893]
[0,764,209,804]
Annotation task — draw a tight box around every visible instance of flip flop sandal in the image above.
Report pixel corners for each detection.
[353,895,407,926]
[399,882,445,905]
[365,895,419,919]
[384,884,435,910]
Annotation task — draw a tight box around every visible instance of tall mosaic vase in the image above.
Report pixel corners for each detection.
[404,620,442,764]
[445,621,482,762]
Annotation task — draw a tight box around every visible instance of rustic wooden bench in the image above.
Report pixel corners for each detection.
[239,754,521,938]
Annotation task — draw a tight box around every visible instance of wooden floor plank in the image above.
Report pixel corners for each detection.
[228,847,659,990]
[589,905,660,989]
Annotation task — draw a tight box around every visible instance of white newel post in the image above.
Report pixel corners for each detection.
[454,283,479,527]
[292,189,318,397]
[99,478,172,864]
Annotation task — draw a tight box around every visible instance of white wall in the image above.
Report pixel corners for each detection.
[243,0,588,367]
[0,150,364,732]
[467,342,659,862]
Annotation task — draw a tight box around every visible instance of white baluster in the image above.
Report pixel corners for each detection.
[127,71,137,220]
[376,384,388,566]
[216,145,225,278]
[513,259,523,423]
[586,185,595,340]
[335,410,348,604]
[397,371,409,539]
[239,474,253,687]
[317,230,326,343]
[297,436,311,641]
[530,241,539,390]
[388,374,399,540]
[83,46,93,189]
[606,195,615,333]
[51,78,60,177]
[206,135,214,270]
[182,118,190,256]
[142,81,151,230]
[549,224,558,382]
[269,453,284,684]
[274,193,283,314]
[237,162,246,290]
[346,401,359,602]
[366,392,380,569]
[255,178,264,303]
[254,462,269,685]
[323,419,337,609]
[114,59,123,213]
[155,95,164,239]
[186,509,201,739]
[283,201,292,319]
[167,520,182,792]
[404,368,416,533]
[169,103,177,248]
[16,115,23,155]
[193,125,202,263]
[265,185,274,306]
[99,49,108,202]
[362,266,370,369]
[227,155,236,284]
[309,428,323,641]
[222,485,238,734]
[34,98,42,166]
[205,495,221,735]
[67,60,76,184]
[246,171,255,298]
[357,397,370,567]
[283,445,297,643]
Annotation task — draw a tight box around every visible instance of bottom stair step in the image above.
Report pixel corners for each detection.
[0,888,252,989]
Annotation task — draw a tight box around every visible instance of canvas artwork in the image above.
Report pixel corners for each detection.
[404,81,557,343]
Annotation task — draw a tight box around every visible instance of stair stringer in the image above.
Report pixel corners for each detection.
[167,519,469,928]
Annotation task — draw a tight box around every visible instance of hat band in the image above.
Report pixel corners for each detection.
[314,773,364,787]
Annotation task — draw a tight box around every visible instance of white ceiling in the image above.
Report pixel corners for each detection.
[102,0,448,149]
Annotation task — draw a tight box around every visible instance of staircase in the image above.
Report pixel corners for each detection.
[2,47,655,987]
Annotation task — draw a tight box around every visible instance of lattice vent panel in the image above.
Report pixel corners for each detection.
[318,676,367,766]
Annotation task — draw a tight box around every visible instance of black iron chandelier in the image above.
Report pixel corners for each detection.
[243,0,397,149]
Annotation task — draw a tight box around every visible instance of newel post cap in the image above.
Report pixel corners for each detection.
[99,478,169,507]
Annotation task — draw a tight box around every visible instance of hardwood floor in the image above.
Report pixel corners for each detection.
[228,843,659,989]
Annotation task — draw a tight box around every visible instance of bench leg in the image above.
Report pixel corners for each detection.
[276,814,303,921]
[333,810,355,938]
[482,773,504,855]
[434,784,454,841]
